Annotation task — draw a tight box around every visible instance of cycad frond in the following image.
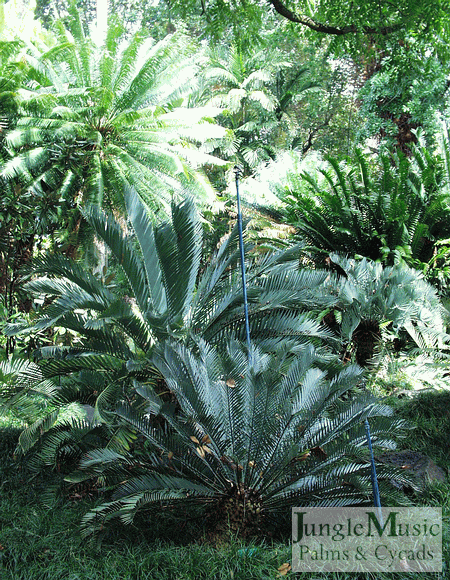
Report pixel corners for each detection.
[282,147,450,265]
[83,203,151,312]
[73,340,409,537]
[0,358,57,423]
[2,16,225,217]
[153,197,202,321]
[327,254,449,364]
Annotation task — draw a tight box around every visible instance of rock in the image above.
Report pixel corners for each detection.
[376,450,447,488]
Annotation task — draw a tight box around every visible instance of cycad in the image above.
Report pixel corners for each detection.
[199,43,296,174]
[0,357,57,424]
[282,147,450,265]
[327,254,448,366]
[71,339,410,538]
[0,40,44,324]
[1,7,225,216]
[0,40,24,132]
[6,186,337,458]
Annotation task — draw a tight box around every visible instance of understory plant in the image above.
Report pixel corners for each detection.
[8,187,335,357]
[4,189,431,539]
[279,146,450,266]
[0,357,56,424]
[322,254,449,366]
[5,187,337,469]
[69,339,411,538]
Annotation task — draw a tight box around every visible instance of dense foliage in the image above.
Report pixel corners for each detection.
[278,146,450,265]
[1,0,450,546]
[1,10,224,217]
[74,339,409,537]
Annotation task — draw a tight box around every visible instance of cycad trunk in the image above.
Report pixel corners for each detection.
[1,233,34,311]
[353,318,382,366]
[208,483,263,538]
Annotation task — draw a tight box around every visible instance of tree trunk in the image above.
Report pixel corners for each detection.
[353,318,382,366]
[360,39,418,156]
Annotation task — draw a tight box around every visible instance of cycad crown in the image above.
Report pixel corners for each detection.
[72,339,410,537]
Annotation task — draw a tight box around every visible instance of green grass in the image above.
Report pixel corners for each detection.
[1,390,450,580]
[387,389,450,471]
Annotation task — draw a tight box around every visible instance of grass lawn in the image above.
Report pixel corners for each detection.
[1,391,449,580]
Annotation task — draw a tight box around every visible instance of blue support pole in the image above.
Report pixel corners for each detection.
[364,417,383,524]
[234,166,252,362]
[364,418,381,506]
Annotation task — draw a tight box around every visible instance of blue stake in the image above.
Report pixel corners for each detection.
[234,166,383,518]
[365,417,383,524]
[234,166,252,362]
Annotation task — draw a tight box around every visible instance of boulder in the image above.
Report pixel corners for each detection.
[376,450,447,488]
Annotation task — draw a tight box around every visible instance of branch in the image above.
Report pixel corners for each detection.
[301,117,331,154]
[267,0,403,36]
[302,128,315,154]
[301,105,336,154]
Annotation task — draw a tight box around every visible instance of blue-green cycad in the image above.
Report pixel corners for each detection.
[73,339,409,537]
[8,187,336,414]
[329,254,449,366]
[1,7,224,215]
